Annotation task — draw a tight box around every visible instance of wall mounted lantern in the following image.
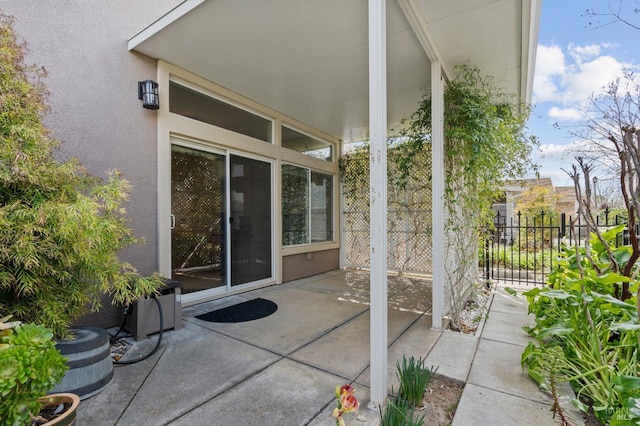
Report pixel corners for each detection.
[138,80,159,110]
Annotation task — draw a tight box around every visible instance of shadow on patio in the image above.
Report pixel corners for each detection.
[77,269,444,425]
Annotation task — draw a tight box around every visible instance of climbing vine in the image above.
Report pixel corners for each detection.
[340,65,537,327]
[397,64,536,230]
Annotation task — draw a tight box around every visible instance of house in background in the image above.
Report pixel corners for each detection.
[494,177,579,243]
[555,185,580,217]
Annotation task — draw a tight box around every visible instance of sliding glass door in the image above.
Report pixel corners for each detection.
[171,143,273,296]
[229,155,272,286]
[171,145,226,294]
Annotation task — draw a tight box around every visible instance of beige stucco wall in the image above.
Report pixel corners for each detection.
[2,1,182,327]
[282,249,340,282]
[3,1,181,270]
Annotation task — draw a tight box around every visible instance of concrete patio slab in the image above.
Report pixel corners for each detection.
[388,279,432,313]
[77,348,162,425]
[76,273,566,425]
[356,315,441,391]
[294,269,371,296]
[481,310,534,347]
[290,307,422,379]
[490,289,531,315]
[423,330,478,382]
[188,287,368,354]
[467,335,551,404]
[452,383,558,426]
[118,331,281,425]
[168,359,344,426]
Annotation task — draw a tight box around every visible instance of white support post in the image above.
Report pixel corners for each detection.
[431,60,445,329]
[368,0,388,407]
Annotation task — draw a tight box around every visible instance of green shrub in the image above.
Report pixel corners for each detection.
[0,14,164,338]
[522,288,640,424]
[0,316,68,426]
[379,398,425,426]
[395,355,436,407]
[522,228,640,424]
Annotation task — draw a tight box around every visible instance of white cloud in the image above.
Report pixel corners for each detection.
[533,43,632,123]
[562,55,626,103]
[548,106,582,121]
[568,43,601,63]
[532,45,566,103]
[527,141,592,186]
[538,141,582,158]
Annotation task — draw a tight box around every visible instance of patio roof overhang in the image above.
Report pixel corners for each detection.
[128,0,540,142]
[129,0,541,407]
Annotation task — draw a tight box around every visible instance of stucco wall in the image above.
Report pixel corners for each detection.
[282,249,340,282]
[2,0,185,269]
[2,1,181,327]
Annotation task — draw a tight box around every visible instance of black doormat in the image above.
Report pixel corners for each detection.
[195,298,278,323]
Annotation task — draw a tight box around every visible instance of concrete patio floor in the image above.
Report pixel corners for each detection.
[76,270,567,425]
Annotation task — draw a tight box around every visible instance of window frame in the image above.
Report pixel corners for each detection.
[281,163,334,247]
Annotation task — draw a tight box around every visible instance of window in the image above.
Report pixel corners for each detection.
[282,126,332,161]
[282,165,333,246]
[169,81,273,143]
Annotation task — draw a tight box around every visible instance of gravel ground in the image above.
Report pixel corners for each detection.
[451,285,492,334]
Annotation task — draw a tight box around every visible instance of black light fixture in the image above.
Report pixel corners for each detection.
[138,80,159,110]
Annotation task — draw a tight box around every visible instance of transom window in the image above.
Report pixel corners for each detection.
[169,81,273,143]
[282,126,333,161]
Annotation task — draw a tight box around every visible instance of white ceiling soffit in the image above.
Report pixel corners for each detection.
[129,0,540,142]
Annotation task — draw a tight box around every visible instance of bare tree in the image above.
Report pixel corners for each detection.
[565,73,640,302]
[585,0,640,31]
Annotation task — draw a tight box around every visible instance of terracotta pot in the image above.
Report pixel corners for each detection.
[36,393,80,426]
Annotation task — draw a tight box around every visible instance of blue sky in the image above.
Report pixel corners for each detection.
[526,0,639,187]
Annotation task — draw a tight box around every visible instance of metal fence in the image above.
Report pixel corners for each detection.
[483,209,628,286]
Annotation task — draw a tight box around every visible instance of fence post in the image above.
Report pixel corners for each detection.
[484,237,490,288]
[560,213,566,238]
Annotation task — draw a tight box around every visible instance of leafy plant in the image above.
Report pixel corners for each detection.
[0,316,68,426]
[379,398,425,426]
[520,344,577,426]
[522,285,640,423]
[395,355,436,407]
[0,14,164,338]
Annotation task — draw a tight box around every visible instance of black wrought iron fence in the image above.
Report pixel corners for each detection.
[483,209,628,286]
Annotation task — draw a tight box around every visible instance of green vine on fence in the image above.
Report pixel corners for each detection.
[396,64,536,233]
[340,65,537,327]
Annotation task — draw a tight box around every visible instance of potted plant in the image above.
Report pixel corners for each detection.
[0,316,79,425]
[0,13,164,397]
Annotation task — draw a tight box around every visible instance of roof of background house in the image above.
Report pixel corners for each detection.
[505,177,554,192]
[555,186,576,198]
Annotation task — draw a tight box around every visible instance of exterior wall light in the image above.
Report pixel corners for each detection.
[138,80,159,110]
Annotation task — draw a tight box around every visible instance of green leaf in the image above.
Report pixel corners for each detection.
[541,290,574,300]
[570,397,589,413]
[537,324,574,338]
[610,322,640,332]
[504,287,517,296]
[522,287,544,298]
[594,293,637,313]
[612,375,640,396]
[595,273,631,285]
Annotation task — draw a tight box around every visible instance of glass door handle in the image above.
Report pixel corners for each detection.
[170,214,176,230]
